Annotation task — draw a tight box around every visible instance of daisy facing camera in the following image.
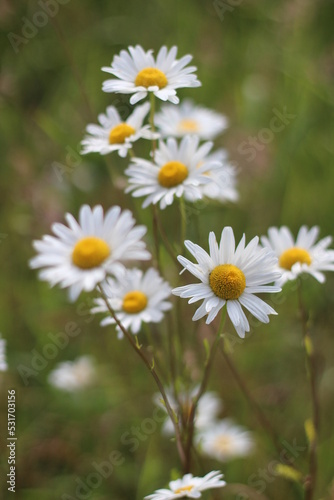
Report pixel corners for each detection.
[173,227,282,338]
[30,205,151,301]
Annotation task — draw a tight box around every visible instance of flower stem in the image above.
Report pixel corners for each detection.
[98,284,187,468]
[179,196,187,250]
[184,310,226,473]
[297,284,319,500]
[149,93,157,160]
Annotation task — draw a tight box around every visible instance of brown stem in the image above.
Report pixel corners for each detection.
[297,285,319,500]
[183,312,226,473]
[98,285,186,468]
[220,340,283,456]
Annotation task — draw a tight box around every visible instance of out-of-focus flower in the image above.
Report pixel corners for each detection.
[155,99,228,140]
[48,356,95,391]
[154,387,222,435]
[197,419,255,462]
[0,335,8,371]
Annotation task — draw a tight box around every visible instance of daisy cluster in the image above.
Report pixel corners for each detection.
[29,43,334,500]
[81,44,238,209]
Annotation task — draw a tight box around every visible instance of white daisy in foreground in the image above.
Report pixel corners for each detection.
[92,266,172,337]
[155,99,228,140]
[261,226,334,287]
[200,149,239,203]
[154,388,222,436]
[30,205,150,301]
[197,419,255,462]
[0,335,8,371]
[102,45,201,105]
[81,102,157,158]
[173,227,281,338]
[125,136,222,209]
[145,470,226,500]
[48,356,95,391]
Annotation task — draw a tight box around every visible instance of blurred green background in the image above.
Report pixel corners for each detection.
[1,0,334,498]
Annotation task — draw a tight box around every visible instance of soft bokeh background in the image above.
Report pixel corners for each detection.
[1,0,334,498]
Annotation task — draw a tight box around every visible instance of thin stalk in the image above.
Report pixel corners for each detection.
[297,284,319,500]
[149,93,157,160]
[220,340,285,457]
[152,205,162,274]
[98,285,186,468]
[179,196,187,250]
[184,310,226,473]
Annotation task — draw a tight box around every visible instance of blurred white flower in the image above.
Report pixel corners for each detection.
[197,419,255,462]
[102,45,201,105]
[48,356,95,391]
[155,99,228,140]
[199,149,239,203]
[154,387,222,436]
[261,226,334,287]
[145,470,226,499]
[0,335,8,371]
[30,205,150,301]
[81,103,157,158]
[173,227,281,338]
[125,136,221,210]
[92,266,172,337]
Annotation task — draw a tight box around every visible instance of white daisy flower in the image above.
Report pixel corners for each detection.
[0,334,8,372]
[92,266,172,337]
[48,356,95,391]
[197,419,255,462]
[102,45,201,105]
[155,99,228,140]
[125,136,222,210]
[30,205,150,301]
[261,226,334,287]
[199,149,239,203]
[81,102,157,158]
[172,227,281,338]
[145,470,226,500]
[154,387,222,436]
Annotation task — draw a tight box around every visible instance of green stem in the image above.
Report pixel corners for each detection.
[149,93,157,160]
[297,284,319,500]
[98,285,186,468]
[179,196,187,250]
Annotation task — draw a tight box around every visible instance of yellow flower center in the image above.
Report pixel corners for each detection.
[174,485,194,494]
[158,161,189,188]
[109,123,135,144]
[122,290,148,314]
[178,119,199,133]
[213,435,234,454]
[135,67,168,88]
[209,264,246,300]
[72,237,110,269]
[279,247,312,270]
